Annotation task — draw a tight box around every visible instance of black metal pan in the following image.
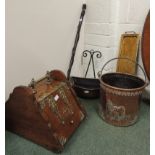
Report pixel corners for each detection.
[70,76,100,99]
[67,4,101,99]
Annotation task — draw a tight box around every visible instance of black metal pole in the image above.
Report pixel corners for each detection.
[67,4,86,80]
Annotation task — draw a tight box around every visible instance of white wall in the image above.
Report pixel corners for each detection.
[6,0,85,100]
[84,0,150,96]
[116,0,150,95]
[115,0,150,49]
[6,0,150,100]
[83,0,117,77]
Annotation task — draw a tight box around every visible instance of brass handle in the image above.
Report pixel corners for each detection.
[28,78,37,93]
[125,31,136,34]
[46,71,52,84]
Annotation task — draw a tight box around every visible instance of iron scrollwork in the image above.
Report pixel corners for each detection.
[82,49,102,78]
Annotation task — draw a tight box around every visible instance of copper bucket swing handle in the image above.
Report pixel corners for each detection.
[98,57,149,86]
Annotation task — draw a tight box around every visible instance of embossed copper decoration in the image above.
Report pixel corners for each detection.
[5,70,86,153]
[98,58,148,126]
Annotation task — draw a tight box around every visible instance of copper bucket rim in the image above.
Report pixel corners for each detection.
[99,72,147,92]
[98,57,149,88]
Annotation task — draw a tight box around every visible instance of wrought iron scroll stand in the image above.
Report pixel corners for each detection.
[82,50,102,78]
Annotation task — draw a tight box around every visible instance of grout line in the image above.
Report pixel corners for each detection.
[85,22,142,26]
[84,33,113,36]
[85,22,116,24]
[84,43,116,49]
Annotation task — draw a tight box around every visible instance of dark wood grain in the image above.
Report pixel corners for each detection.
[142,11,150,80]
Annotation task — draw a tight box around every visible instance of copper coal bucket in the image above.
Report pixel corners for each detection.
[98,58,148,126]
